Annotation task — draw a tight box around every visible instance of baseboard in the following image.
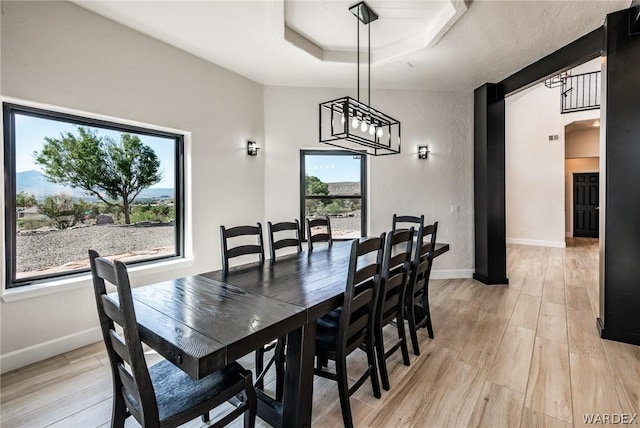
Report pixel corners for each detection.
[472,273,510,285]
[506,238,566,248]
[0,327,102,374]
[430,269,474,279]
[598,318,640,346]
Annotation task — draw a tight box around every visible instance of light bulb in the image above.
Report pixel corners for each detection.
[351,117,360,129]
[360,121,368,133]
[369,125,376,136]
[376,127,384,138]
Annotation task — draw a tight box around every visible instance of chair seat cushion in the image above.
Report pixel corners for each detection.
[316,308,342,350]
[125,360,245,422]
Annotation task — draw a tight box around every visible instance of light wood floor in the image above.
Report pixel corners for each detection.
[2,238,638,427]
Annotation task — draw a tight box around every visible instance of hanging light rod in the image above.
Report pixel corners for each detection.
[350,1,379,25]
[319,1,401,156]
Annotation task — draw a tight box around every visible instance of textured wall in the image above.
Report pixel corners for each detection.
[263,86,475,275]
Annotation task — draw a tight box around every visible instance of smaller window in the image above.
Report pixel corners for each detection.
[300,150,367,239]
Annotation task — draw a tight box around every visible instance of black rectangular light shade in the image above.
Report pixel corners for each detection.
[319,97,400,156]
[349,1,379,25]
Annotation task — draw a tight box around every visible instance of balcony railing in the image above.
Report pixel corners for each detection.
[561,71,601,113]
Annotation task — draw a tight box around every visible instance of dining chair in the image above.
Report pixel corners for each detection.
[375,228,413,391]
[220,223,265,272]
[405,221,438,355]
[88,250,257,428]
[314,234,385,428]
[262,219,303,399]
[267,219,302,260]
[391,214,424,234]
[305,216,332,250]
[220,222,279,393]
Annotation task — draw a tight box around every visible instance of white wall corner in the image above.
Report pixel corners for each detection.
[0,327,102,374]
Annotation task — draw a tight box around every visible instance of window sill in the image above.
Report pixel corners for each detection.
[1,257,195,303]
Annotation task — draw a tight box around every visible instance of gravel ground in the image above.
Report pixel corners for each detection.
[16,215,361,276]
[17,225,175,274]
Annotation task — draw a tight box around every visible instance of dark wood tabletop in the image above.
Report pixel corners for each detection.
[121,239,450,427]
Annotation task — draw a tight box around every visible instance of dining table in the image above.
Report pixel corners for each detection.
[117,239,449,427]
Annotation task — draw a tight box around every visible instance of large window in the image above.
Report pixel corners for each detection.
[3,103,184,288]
[300,150,366,239]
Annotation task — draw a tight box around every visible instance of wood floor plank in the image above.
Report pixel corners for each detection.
[601,339,640,414]
[536,301,567,343]
[542,278,566,305]
[487,325,536,393]
[570,353,624,427]
[521,408,571,428]
[521,273,544,297]
[509,294,541,330]
[365,342,459,427]
[525,337,573,423]
[469,382,525,428]
[412,362,487,427]
[565,285,592,312]
[567,309,606,360]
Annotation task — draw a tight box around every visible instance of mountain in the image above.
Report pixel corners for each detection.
[16,170,174,201]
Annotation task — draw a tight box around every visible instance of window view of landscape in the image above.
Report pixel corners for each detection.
[9,109,180,284]
[303,152,364,238]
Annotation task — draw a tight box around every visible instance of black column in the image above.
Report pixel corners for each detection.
[599,8,640,345]
[473,84,508,285]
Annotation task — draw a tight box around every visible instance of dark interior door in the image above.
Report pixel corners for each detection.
[574,172,599,238]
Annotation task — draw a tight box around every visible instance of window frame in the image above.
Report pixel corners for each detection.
[3,102,185,288]
[299,149,367,240]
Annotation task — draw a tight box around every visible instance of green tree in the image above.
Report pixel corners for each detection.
[41,194,87,230]
[305,175,329,196]
[16,192,38,208]
[34,127,161,224]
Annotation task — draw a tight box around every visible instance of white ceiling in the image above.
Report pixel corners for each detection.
[73,0,631,92]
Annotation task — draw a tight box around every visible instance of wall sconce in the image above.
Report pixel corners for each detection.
[418,145,430,159]
[247,140,259,156]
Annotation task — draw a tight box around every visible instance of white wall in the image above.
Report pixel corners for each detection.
[505,81,600,248]
[565,127,599,158]
[263,87,475,275]
[1,1,265,371]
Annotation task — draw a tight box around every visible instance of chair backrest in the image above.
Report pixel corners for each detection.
[378,228,414,326]
[220,223,265,272]
[88,250,160,426]
[338,234,385,355]
[267,220,302,260]
[305,216,333,250]
[408,222,438,301]
[391,214,424,234]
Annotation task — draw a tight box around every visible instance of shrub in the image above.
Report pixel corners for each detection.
[17,214,52,230]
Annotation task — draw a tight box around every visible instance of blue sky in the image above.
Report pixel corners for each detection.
[14,113,176,188]
[305,154,361,183]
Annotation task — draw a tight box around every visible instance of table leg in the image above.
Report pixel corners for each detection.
[282,321,316,428]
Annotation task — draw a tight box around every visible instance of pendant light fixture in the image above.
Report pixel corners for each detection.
[319,1,401,156]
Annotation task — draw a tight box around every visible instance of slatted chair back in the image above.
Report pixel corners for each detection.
[391,214,424,234]
[339,234,385,358]
[220,223,265,272]
[89,250,160,426]
[405,221,438,354]
[305,216,333,251]
[267,220,302,260]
